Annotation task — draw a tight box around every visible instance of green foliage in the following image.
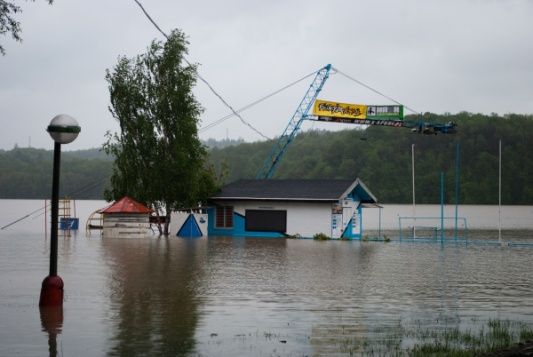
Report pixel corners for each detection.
[0,147,111,198]
[2,113,533,204]
[63,148,113,161]
[203,138,244,149]
[104,29,219,232]
[313,232,331,240]
[338,318,533,356]
[208,112,533,204]
[406,319,533,356]
[0,0,53,55]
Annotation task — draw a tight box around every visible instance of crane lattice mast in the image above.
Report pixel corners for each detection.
[256,64,332,179]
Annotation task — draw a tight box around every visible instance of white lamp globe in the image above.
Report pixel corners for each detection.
[47,114,81,144]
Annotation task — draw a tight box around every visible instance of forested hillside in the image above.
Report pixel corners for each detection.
[1,113,532,203]
[0,148,112,199]
[208,112,533,204]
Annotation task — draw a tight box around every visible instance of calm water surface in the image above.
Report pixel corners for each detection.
[1,200,533,356]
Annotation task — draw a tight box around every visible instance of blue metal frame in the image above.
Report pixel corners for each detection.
[398,216,469,242]
[256,64,332,179]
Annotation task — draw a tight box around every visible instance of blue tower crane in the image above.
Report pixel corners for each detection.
[256,64,332,179]
[256,64,457,179]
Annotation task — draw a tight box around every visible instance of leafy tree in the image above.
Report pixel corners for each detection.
[103,29,218,235]
[0,0,53,55]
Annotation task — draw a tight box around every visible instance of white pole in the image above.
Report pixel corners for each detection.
[498,139,502,244]
[412,144,416,238]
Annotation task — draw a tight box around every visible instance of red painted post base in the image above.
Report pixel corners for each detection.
[39,275,64,307]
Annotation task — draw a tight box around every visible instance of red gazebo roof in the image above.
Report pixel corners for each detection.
[100,196,152,214]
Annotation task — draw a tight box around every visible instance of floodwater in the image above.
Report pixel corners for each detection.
[1,200,533,356]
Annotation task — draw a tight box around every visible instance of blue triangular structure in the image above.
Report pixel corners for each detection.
[177,214,203,238]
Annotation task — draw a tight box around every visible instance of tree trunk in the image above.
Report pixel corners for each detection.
[164,212,171,236]
[154,204,163,236]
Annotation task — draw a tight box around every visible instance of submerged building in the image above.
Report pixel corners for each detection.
[100,196,152,238]
[206,179,377,239]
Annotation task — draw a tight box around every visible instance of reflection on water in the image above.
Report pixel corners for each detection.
[39,306,63,357]
[0,201,533,356]
[102,238,207,356]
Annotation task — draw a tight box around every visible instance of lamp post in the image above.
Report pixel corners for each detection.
[39,114,80,307]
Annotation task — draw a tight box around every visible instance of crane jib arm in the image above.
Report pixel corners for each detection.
[256,64,332,179]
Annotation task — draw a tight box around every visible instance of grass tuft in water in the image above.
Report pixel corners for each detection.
[346,319,533,356]
[313,233,331,240]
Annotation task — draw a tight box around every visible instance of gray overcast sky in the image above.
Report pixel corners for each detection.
[1,0,532,151]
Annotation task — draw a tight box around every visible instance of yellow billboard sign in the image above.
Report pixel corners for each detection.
[313,99,367,120]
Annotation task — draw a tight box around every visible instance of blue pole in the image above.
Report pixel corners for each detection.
[440,172,445,243]
[454,142,460,241]
[498,139,502,244]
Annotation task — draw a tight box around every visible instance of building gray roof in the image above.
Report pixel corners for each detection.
[211,179,377,203]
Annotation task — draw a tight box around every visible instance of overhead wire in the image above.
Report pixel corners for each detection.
[1,177,108,230]
[132,0,270,140]
[200,70,317,132]
[333,67,421,115]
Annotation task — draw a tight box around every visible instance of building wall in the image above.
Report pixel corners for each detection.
[207,200,364,239]
[169,211,208,236]
[102,214,150,238]
[236,201,331,238]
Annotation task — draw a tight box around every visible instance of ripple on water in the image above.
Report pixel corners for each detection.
[1,226,533,356]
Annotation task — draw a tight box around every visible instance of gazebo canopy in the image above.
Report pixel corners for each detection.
[100,196,151,214]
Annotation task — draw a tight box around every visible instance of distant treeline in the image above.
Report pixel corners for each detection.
[208,112,533,204]
[1,112,532,203]
[0,148,112,199]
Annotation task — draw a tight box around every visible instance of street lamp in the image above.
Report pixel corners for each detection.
[39,114,80,307]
